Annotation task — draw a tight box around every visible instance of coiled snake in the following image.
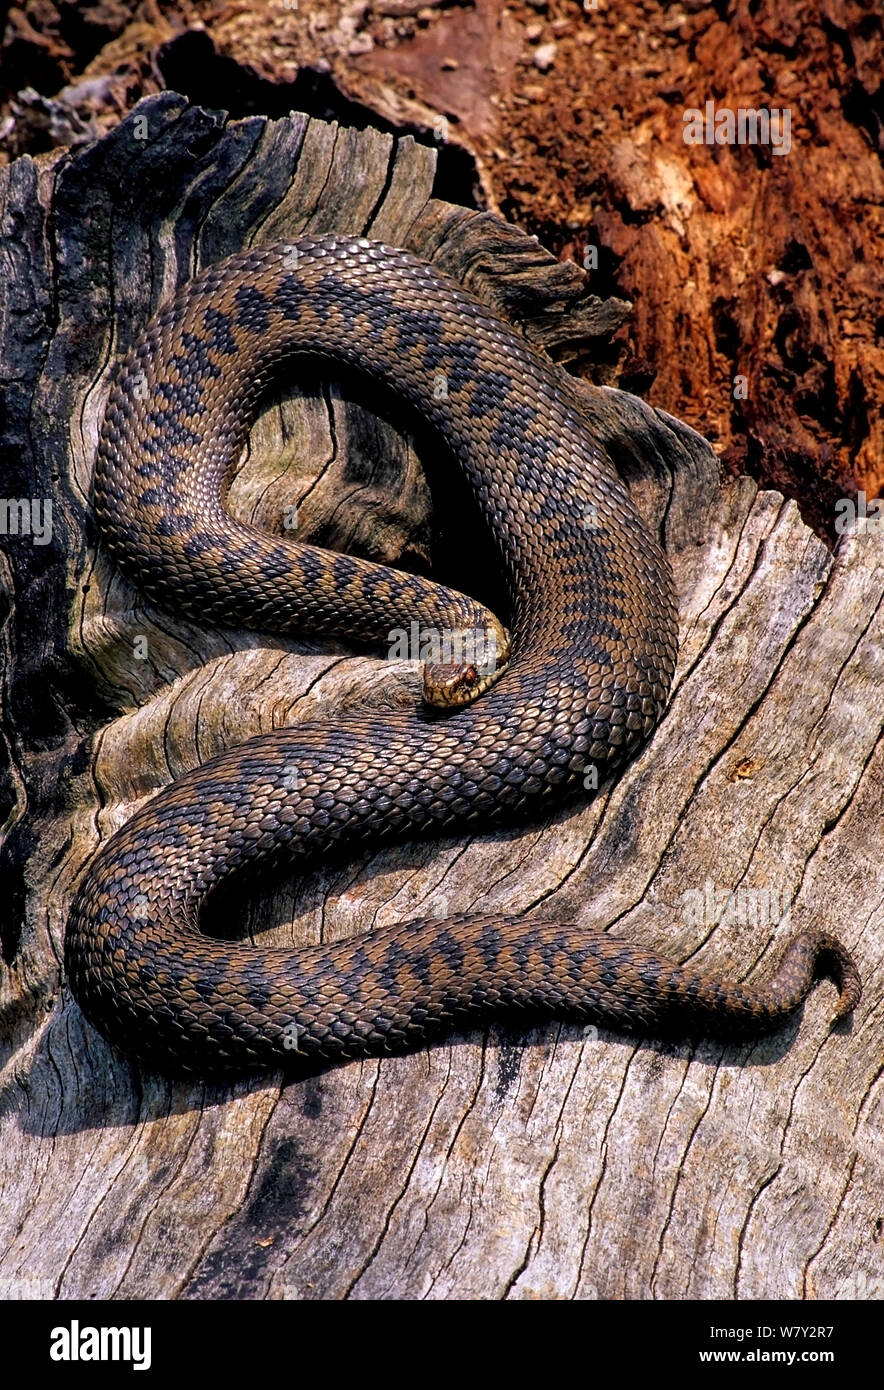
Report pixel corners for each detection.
[65,236,861,1077]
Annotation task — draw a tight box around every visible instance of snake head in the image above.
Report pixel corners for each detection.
[422,619,510,709]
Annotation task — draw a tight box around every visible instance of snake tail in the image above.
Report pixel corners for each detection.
[66,870,860,1075]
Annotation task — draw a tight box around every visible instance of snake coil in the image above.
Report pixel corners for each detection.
[65,237,860,1076]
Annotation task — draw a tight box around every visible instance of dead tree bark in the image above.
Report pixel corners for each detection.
[0,95,881,1301]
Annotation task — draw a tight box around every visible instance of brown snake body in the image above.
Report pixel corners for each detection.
[65,236,860,1076]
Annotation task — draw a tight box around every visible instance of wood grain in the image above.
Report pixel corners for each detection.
[0,95,881,1302]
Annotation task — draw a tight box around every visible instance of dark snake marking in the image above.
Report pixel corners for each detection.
[65,236,860,1077]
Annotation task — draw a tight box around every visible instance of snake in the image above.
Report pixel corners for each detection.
[64,235,861,1078]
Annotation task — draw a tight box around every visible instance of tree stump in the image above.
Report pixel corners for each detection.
[1,94,881,1301]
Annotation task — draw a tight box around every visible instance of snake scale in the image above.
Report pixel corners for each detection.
[65,235,861,1077]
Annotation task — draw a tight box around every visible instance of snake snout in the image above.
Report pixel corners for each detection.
[424,660,483,708]
[422,620,511,709]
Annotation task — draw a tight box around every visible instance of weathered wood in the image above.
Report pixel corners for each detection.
[0,95,881,1302]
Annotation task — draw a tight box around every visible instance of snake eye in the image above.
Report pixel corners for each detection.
[462,665,479,686]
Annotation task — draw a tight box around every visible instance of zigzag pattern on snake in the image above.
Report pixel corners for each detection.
[65,236,861,1077]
